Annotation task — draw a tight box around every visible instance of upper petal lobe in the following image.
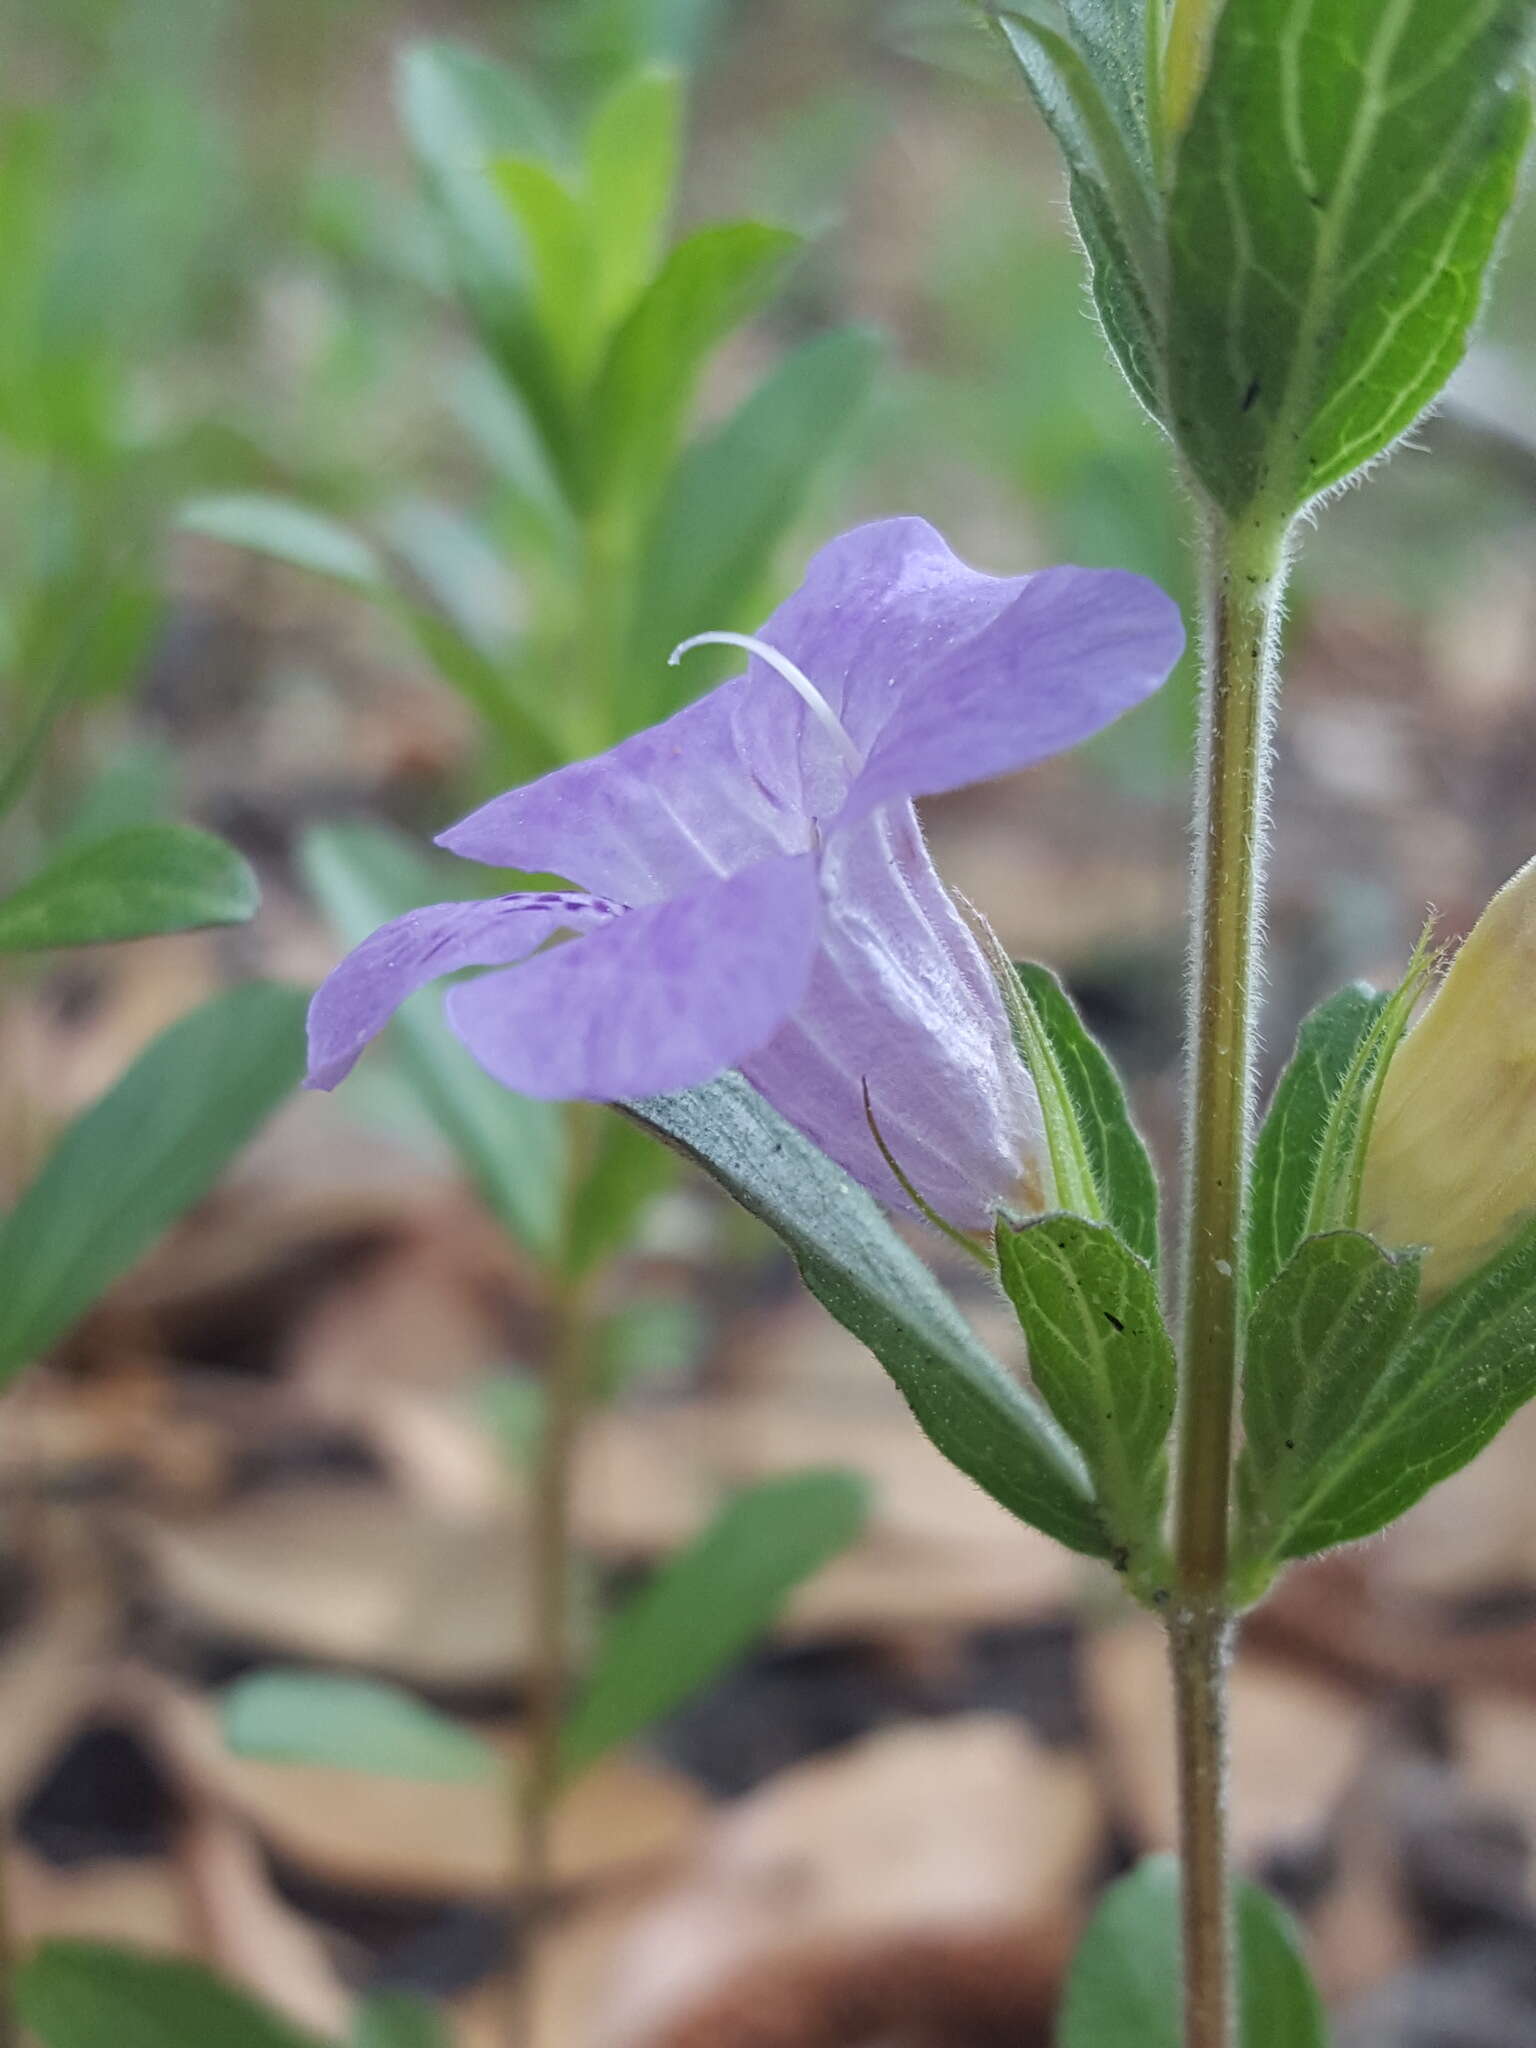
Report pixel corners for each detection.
[843,562,1185,822]
[438,678,806,901]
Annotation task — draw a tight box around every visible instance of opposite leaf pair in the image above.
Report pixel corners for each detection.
[1001,859,1536,1602]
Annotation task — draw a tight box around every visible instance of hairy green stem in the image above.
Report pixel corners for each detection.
[1174,508,1289,2047]
[1170,1607,1233,2048]
[510,1272,589,2044]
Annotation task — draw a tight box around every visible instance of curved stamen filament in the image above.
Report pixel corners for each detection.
[670,630,863,774]
[862,1080,993,1268]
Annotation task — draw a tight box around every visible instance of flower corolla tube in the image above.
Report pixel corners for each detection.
[307,518,1184,1227]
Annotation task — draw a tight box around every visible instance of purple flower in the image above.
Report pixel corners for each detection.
[307,518,1183,1226]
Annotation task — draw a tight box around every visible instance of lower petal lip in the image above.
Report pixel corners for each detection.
[444,852,824,1103]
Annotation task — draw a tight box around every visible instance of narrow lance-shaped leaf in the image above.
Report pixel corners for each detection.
[492,156,597,387]
[980,933,1100,1224]
[396,40,566,280]
[638,0,730,65]
[0,983,306,1384]
[0,824,257,952]
[222,1670,499,1783]
[180,494,385,592]
[18,1943,324,2048]
[995,1214,1174,1570]
[587,221,800,509]
[987,2,1167,418]
[1058,1855,1327,2048]
[301,823,566,1260]
[1012,961,1159,1266]
[184,494,565,772]
[585,66,682,331]
[1304,931,1438,1239]
[1277,1213,1536,1558]
[353,1995,450,2048]
[1235,1230,1420,1574]
[559,1468,868,1778]
[395,41,574,476]
[629,1072,1109,1558]
[1249,983,1386,1301]
[1168,0,1534,516]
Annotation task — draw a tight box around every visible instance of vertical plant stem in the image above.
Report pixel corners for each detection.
[1170,1607,1232,2048]
[1174,505,1289,2048]
[509,1272,589,2046]
[0,1838,17,2048]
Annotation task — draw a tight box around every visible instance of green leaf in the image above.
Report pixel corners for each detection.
[451,355,575,547]
[588,221,800,507]
[637,0,729,64]
[382,497,519,662]
[560,1469,868,1777]
[1249,984,1386,1301]
[0,825,257,952]
[1012,961,1159,1267]
[180,494,384,591]
[987,947,1100,1226]
[988,2,1167,417]
[559,0,728,70]
[354,1994,449,2048]
[492,157,597,384]
[395,42,573,470]
[564,1110,675,1279]
[628,327,881,714]
[629,1072,1109,1557]
[1059,1854,1327,2048]
[301,823,566,1260]
[1303,934,1438,1242]
[0,983,305,1383]
[222,1671,499,1783]
[1168,0,1534,516]
[995,1214,1174,1565]
[396,40,565,291]
[1236,1231,1421,1572]
[586,67,682,331]
[18,1942,324,2048]
[594,1297,705,1401]
[1277,1213,1536,1558]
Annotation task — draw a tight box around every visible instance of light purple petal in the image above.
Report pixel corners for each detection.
[841,563,1184,823]
[745,518,1028,769]
[742,805,1047,1229]
[437,678,807,903]
[306,892,618,1090]
[445,853,821,1101]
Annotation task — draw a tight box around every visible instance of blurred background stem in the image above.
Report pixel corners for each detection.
[510,1244,593,2044]
[1173,507,1290,2048]
[0,1837,16,2048]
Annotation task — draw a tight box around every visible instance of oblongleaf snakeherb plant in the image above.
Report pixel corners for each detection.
[986,0,1534,2040]
[182,7,1536,2048]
